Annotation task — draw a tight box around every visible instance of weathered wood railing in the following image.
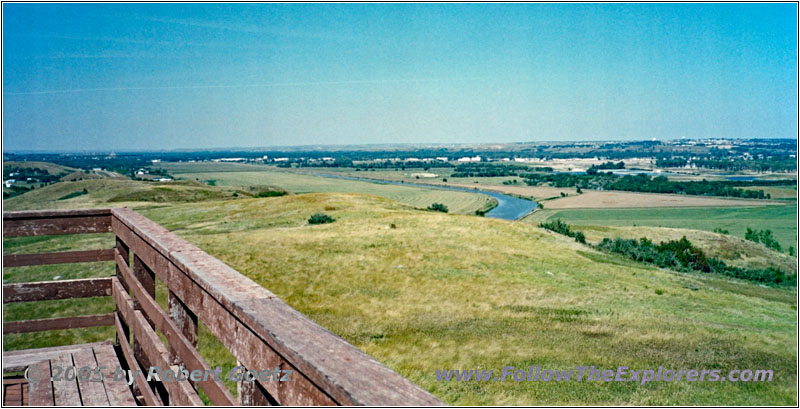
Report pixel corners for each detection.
[3,208,444,406]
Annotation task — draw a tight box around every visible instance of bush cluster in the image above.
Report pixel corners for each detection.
[597,236,795,286]
[538,219,586,244]
[745,227,782,252]
[427,203,449,213]
[308,213,336,225]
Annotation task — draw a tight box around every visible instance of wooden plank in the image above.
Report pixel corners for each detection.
[112,207,444,406]
[168,290,197,364]
[240,368,278,406]
[129,309,204,406]
[92,343,137,406]
[26,360,54,406]
[113,228,335,405]
[3,208,112,219]
[3,209,112,237]
[4,382,23,406]
[114,313,160,406]
[2,342,111,372]
[3,314,114,334]
[51,353,81,406]
[115,237,132,348]
[4,249,114,268]
[71,347,110,406]
[112,214,334,404]
[3,277,112,303]
[115,257,236,405]
[113,279,203,406]
[130,254,156,373]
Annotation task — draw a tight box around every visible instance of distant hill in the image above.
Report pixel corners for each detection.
[3,161,77,175]
[2,178,253,211]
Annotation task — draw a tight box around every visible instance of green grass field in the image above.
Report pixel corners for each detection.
[526,205,798,253]
[4,193,796,405]
[160,163,496,215]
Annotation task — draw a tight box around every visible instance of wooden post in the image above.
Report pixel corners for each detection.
[131,254,167,403]
[168,291,198,366]
[115,237,130,346]
[238,361,278,406]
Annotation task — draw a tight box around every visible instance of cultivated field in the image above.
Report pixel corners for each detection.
[3,193,796,405]
[540,190,781,209]
[160,163,496,215]
[526,205,797,253]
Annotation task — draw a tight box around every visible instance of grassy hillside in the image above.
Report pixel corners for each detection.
[575,225,796,274]
[3,190,796,405]
[162,164,496,215]
[526,205,797,254]
[2,178,244,211]
[3,160,76,175]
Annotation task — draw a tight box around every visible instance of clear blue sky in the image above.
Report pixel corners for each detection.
[2,3,797,151]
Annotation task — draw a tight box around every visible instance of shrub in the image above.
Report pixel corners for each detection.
[540,219,587,245]
[308,213,336,225]
[427,203,449,213]
[57,189,89,201]
[254,190,286,198]
[745,227,782,251]
[597,235,794,286]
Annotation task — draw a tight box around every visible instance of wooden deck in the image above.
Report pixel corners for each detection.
[2,342,136,406]
[3,378,27,406]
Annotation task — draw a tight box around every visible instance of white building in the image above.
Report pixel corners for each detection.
[457,156,482,163]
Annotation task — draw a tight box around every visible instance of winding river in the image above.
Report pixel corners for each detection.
[307,173,539,221]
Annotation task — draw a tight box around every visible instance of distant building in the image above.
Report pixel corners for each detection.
[457,156,482,163]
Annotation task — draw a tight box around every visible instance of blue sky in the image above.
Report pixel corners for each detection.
[2,3,797,151]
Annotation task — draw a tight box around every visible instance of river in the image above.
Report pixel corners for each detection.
[307,173,539,221]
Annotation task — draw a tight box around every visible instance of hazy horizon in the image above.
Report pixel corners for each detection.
[3,3,797,151]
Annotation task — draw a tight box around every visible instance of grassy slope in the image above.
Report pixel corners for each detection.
[526,205,798,254]
[133,195,794,405]
[2,178,244,211]
[3,187,797,404]
[164,165,495,215]
[575,225,796,274]
[3,161,76,174]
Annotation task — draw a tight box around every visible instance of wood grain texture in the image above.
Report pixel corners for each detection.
[3,249,115,267]
[3,277,112,303]
[3,208,112,237]
[27,360,54,406]
[3,313,114,334]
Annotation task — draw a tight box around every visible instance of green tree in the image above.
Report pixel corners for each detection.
[427,203,449,213]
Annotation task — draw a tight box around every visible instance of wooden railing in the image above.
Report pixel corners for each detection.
[3,208,444,406]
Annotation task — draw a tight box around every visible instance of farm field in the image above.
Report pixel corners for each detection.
[540,190,781,209]
[161,163,496,215]
[288,167,792,207]
[3,192,797,405]
[525,205,797,253]
[742,185,798,200]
